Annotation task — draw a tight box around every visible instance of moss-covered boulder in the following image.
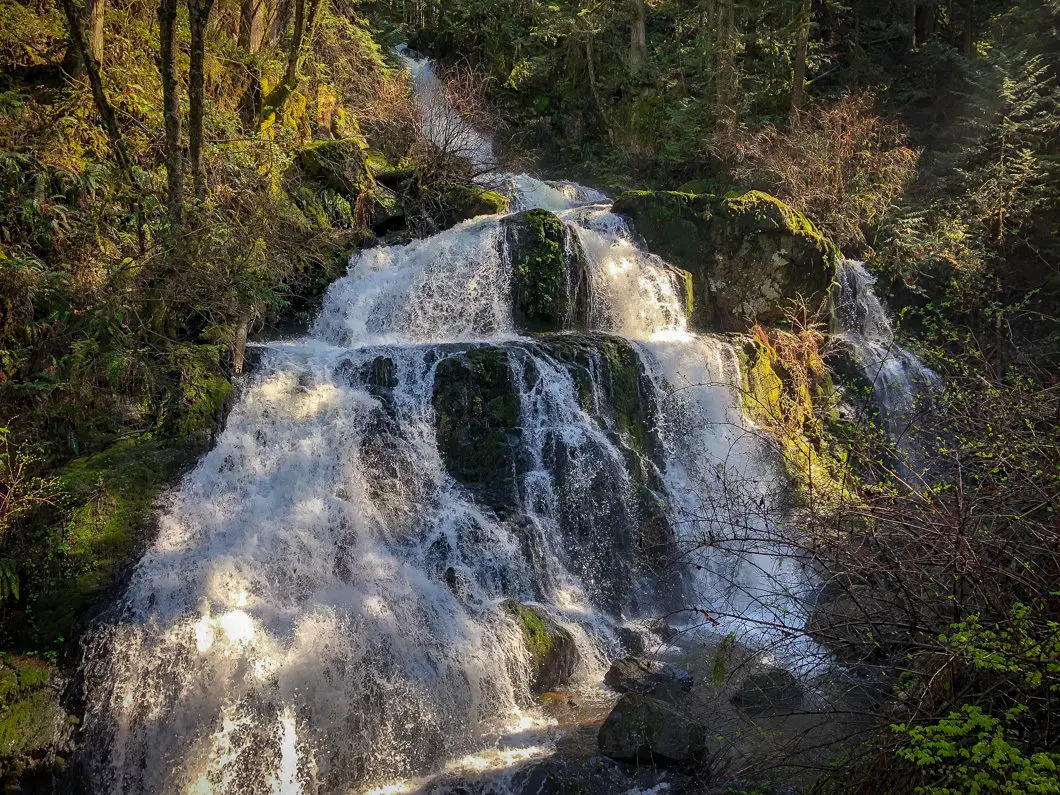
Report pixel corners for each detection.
[10,437,201,651]
[503,209,589,332]
[503,600,579,694]
[432,346,522,511]
[0,656,68,779]
[443,185,509,226]
[296,139,374,196]
[612,190,840,330]
[598,692,707,763]
[739,334,850,505]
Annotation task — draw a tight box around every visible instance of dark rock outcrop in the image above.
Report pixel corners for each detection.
[612,189,840,330]
[731,667,804,714]
[604,656,693,702]
[598,693,707,763]
[503,601,579,694]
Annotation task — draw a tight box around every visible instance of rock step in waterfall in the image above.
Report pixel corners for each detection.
[76,54,938,795]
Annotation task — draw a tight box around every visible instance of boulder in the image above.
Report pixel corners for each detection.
[612,189,840,330]
[503,601,579,694]
[598,693,706,764]
[503,209,590,331]
[432,346,522,512]
[444,184,509,225]
[296,138,373,196]
[604,656,693,702]
[805,584,902,665]
[730,667,804,714]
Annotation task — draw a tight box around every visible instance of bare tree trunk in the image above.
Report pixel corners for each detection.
[962,0,975,56]
[58,0,126,169]
[189,0,216,203]
[87,0,105,63]
[789,0,811,125]
[158,0,183,227]
[630,0,647,70]
[58,0,145,251]
[585,34,614,145]
[715,0,737,128]
[284,0,307,88]
[238,0,264,51]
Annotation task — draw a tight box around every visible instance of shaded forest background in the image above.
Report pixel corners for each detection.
[0,0,1057,790]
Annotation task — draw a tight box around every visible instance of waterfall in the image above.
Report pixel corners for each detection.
[77,55,815,794]
[833,260,940,452]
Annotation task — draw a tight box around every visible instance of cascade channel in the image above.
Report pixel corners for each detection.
[74,53,903,795]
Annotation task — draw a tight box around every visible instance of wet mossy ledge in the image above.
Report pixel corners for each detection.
[503,600,579,694]
[0,345,231,778]
[612,189,840,331]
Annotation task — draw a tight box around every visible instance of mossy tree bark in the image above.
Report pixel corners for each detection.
[789,0,811,125]
[158,0,183,227]
[630,0,647,70]
[189,0,216,202]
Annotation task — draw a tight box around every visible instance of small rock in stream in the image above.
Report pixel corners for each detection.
[603,656,693,702]
[598,693,707,764]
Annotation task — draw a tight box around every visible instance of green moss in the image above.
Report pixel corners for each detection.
[169,344,233,439]
[721,190,840,262]
[445,185,510,223]
[0,656,63,768]
[739,338,850,505]
[296,138,374,197]
[508,209,567,330]
[505,601,554,660]
[13,436,200,650]
[432,347,522,508]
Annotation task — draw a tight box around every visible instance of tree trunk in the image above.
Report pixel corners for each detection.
[238,0,264,51]
[189,0,215,203]
[57,0,126,169]
[789,0,811,125]
[962,0,975,56]
[284,0,307,88]
[87,0,105,63]
[585,34,614,145]
[630,0,647,71]
[715,0,736,128]
[158,0,183,227]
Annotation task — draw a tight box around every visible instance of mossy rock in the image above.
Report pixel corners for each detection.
[611,191,715,273]
[612,189,840,330]
[0,656,67,778]
[443,185,509,226]
[432,346,522,511]
[10,436,199,650]
[295,138,373,198]
[739,336,850,506]
[503,209,589,332]
[503,600,579,694]
[167,344,233,440]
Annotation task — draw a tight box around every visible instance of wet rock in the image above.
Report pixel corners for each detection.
[604,656,693,702]
[598,693,707,764]
[731,667,803,714]
[805,584,901,665]
[503,209,590,331]
[432,346,523,511]
[508,756,692,794]
[503,601,579,694]
[612,189,839,330]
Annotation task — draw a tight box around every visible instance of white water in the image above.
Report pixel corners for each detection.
[833,261,940,449]
[78,55,820,794]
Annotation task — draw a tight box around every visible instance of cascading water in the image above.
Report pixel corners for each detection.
[77,55,817,794]
[833,260,940,451]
